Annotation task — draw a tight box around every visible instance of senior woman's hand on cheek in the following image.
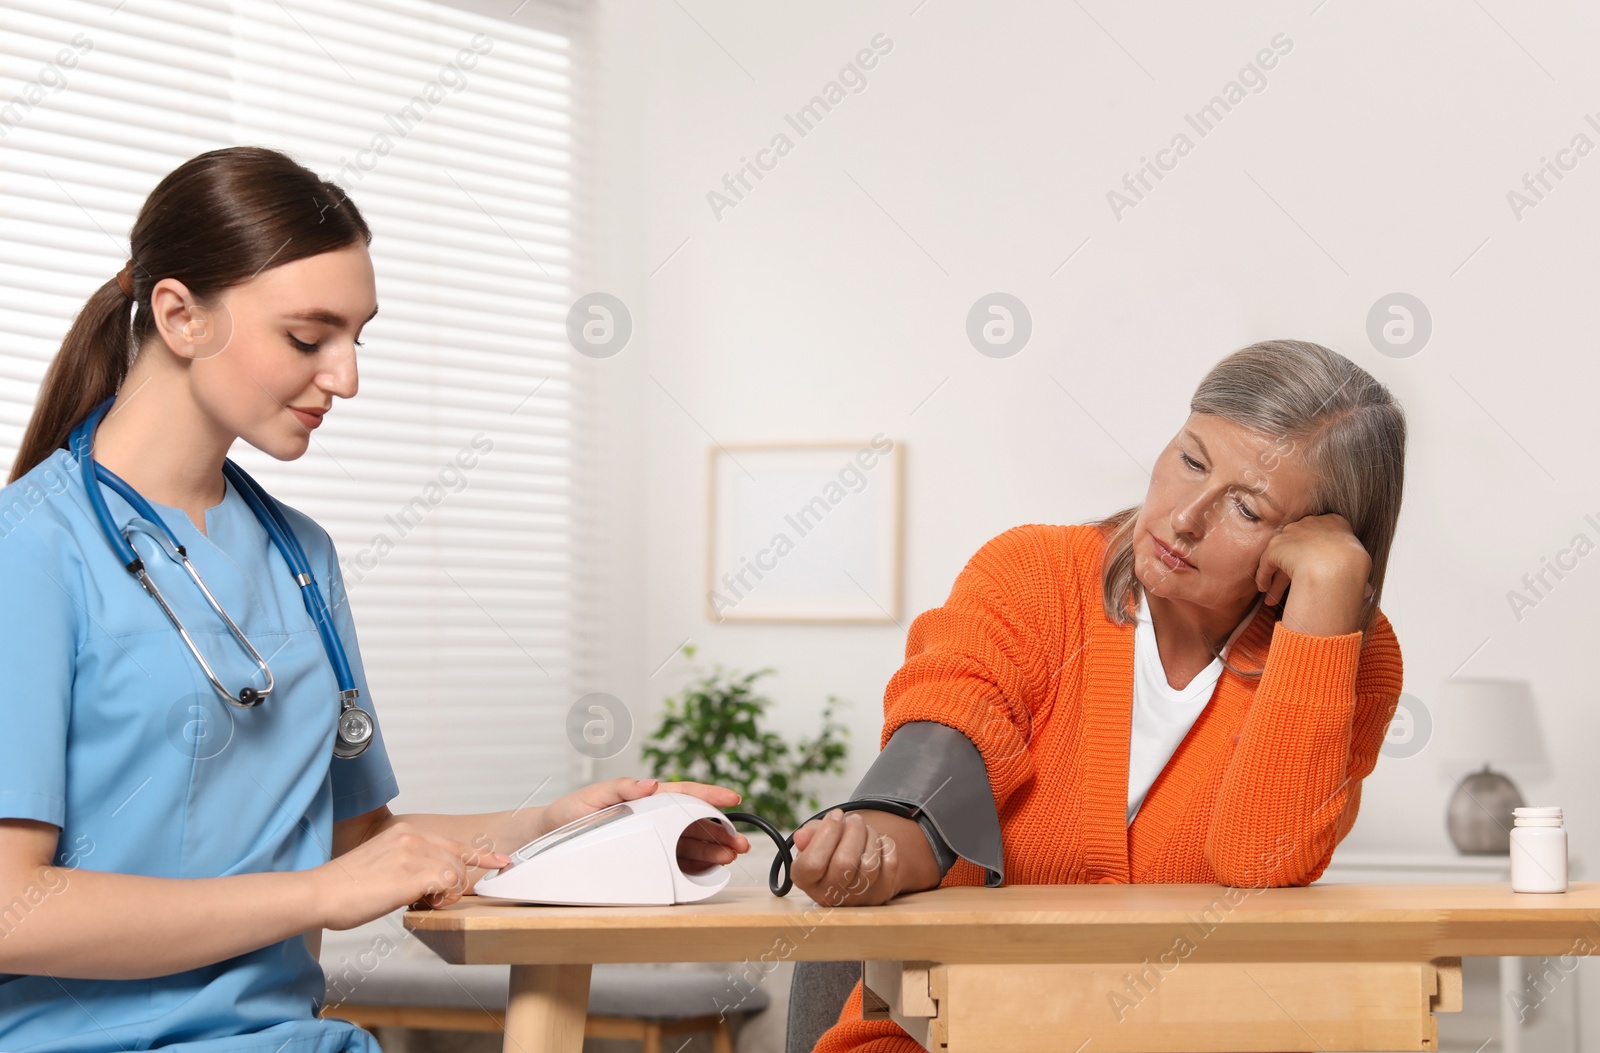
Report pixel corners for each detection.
[1254,513,1374,637]
[537,778,750,873]
[790,810,902,907]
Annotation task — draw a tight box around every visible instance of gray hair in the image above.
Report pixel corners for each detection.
[1095,339,1406,667]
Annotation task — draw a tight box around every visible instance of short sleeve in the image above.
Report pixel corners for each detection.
[285,511,400,823]
[0,518,82,827]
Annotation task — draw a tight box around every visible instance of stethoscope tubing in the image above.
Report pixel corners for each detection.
[223,459,355,690]
[69,397,372,757]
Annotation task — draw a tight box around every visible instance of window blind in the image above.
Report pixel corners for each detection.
[0,0,594,815]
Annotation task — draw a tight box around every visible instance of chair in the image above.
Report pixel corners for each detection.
[783,961,860,1053]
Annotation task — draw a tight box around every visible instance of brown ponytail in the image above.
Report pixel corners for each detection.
[10,278,139,482]
[9,146,372,482]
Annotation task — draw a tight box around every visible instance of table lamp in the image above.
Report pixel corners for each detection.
[1435,678,1550,854]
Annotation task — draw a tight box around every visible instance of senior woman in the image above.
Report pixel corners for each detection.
[791,338,1406,1053]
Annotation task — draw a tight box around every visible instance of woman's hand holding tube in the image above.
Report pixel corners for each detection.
[790,809,941,907]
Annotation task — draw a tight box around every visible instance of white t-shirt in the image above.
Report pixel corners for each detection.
[1126,593,1263,824]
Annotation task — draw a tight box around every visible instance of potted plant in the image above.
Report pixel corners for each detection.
[642,646,849,832]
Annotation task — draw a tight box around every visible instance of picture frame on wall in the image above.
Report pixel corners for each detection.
[705,438,904,624]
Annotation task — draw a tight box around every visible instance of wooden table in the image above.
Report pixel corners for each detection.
[1317,852,1581,1053]
[404,883,1600,1053]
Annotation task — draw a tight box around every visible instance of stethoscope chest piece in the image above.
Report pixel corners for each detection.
[335,690,374,759]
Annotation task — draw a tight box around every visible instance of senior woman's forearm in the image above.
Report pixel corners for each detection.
[872,810,944,896]
[1279,567,1370,637]
[1206,625,1368,886]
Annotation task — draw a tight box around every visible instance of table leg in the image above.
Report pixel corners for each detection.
[503,963,592,1053]
[1500,956,1522,1053]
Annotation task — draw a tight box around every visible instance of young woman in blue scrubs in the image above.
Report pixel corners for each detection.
[0,146,748,1052]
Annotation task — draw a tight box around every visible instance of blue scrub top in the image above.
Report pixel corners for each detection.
[0,446,399,1052]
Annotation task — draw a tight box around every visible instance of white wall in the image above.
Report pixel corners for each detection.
[588,0,1600,1034]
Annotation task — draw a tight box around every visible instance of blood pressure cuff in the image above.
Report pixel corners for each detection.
[849,721,1003,887]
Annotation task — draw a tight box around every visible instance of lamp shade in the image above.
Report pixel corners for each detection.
[1434,677,1550,779]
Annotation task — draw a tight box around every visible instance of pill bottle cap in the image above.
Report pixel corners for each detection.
[1513,806,1563,827]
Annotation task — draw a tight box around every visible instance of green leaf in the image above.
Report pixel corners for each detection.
[645,656,852,829]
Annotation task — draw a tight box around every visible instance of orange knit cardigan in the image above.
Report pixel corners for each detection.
[813,522,1404,1053]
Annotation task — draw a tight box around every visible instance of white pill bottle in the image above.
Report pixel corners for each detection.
[1510,806,1567,894]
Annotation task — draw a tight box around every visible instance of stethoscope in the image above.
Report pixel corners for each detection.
[71,397,375,760]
